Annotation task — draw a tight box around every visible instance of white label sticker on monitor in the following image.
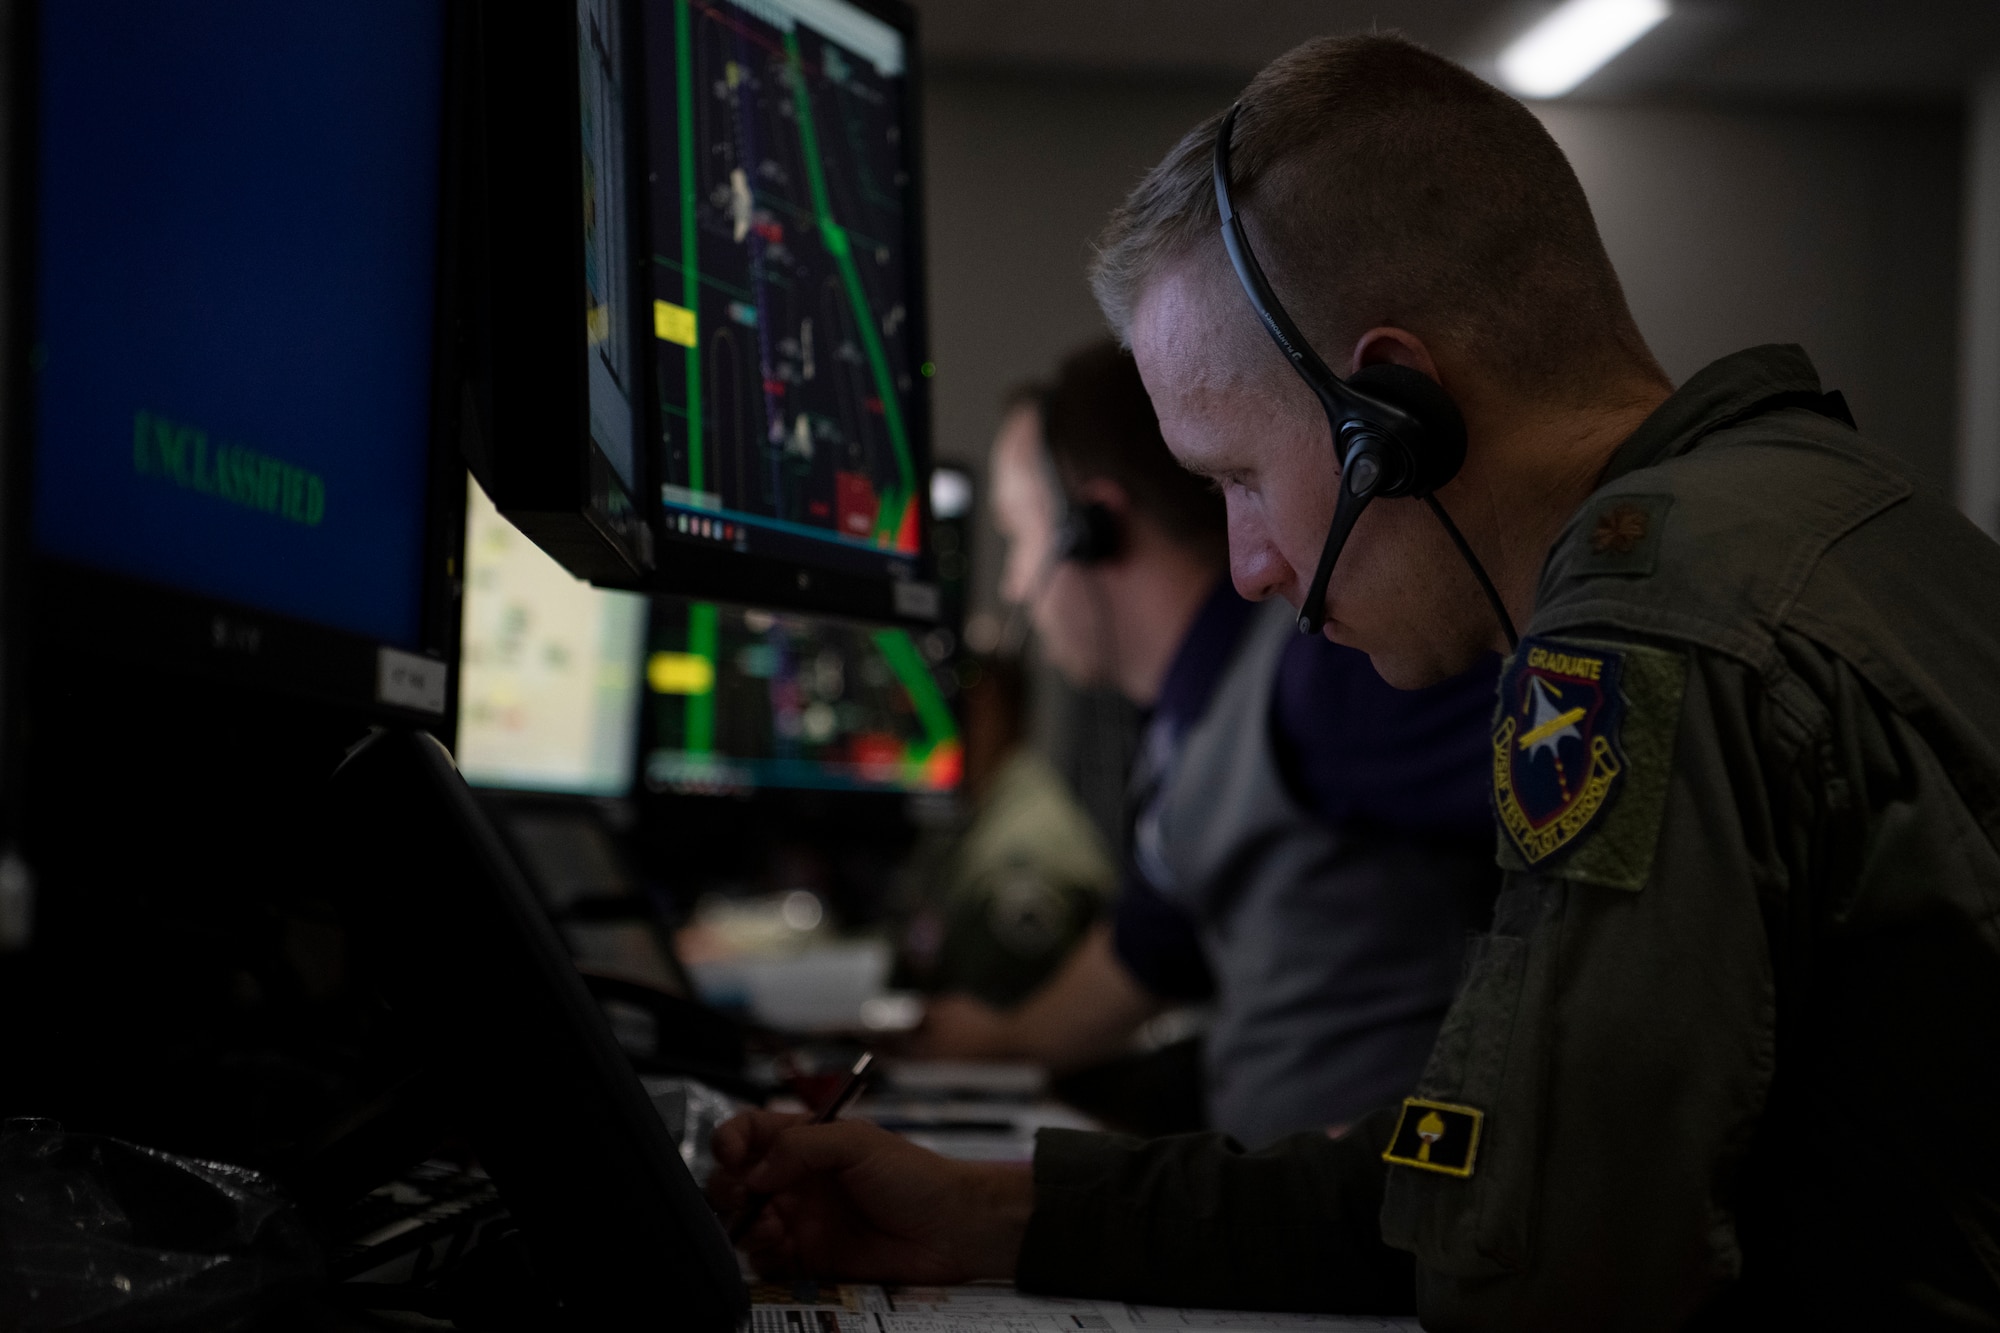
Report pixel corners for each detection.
[892,580,939,621]
[378,647,448,714]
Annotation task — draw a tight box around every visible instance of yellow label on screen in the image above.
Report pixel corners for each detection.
[648,651,714,695]
[653,300,697,347]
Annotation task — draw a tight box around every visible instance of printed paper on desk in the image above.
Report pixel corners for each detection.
[749,1285,1419,1333]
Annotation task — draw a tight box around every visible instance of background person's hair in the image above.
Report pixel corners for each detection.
[1036,339,1226,561]
[1090,34,1659,401]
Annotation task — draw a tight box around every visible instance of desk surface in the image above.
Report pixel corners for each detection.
[853,1093,1096,1163]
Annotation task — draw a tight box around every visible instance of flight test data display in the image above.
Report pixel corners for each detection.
[645,0,924,584]
[644,596,958,796]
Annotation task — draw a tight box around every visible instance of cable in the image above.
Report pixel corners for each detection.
[1000,540,1068,658]
[1423,494,1519,651]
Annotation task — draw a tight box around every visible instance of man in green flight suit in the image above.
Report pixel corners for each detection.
[708,33,2000,1328]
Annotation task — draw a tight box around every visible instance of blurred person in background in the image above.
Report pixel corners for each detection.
[914,339,1500,1147]
[896,653,1118,1009]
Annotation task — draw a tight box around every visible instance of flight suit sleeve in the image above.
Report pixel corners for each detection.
[1016,1111,1416,1313]
[1382,636,1793,1330]
[1015,638,1798,1324]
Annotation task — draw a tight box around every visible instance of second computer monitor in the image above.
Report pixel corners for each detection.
[643,0,937,623]
[457,477,956,804]
[642,596,958,796]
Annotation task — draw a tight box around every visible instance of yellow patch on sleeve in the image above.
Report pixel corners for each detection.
[1383,1098,1484,1178]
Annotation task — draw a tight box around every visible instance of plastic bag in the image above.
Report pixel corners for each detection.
[0,1118,321,1331]
[640,1076,740,1187]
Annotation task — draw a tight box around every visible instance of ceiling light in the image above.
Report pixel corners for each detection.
[1496,0,1670,99]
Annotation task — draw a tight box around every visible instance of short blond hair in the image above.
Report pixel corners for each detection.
[1090,34,1655,396]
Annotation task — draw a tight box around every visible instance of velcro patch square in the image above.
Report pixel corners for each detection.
[1383,1098,1483,1178]
[1575,494,1672,577]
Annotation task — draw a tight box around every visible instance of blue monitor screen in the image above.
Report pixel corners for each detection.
[31,1,446,649]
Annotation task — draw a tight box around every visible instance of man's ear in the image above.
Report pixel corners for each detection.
[1350,326,1442,382]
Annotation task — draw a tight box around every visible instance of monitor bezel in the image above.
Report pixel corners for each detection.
[0,0,468,747]
[461,0,657,586]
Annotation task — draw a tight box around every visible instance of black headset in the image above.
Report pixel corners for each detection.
[1211,103,1517,648]
[1059,499,1123,565]
[1031,395,1124,567]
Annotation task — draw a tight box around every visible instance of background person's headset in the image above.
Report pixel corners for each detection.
[998,396,1125,657]
[1055,493,1123,567]
[1038,413,1125,568]
[1211,103,1519,649]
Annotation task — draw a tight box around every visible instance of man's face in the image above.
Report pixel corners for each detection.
[989,406,1106,687]
[1129,257,1490,688]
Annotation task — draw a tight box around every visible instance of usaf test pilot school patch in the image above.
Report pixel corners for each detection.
[1493,637,1626,866]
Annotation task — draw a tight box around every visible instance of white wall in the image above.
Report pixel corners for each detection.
[921,73,1966,624]
[1542,102,1962,489]
[1958,69,2000,536]
[922,71,1232,468]
[922,70,1236,627]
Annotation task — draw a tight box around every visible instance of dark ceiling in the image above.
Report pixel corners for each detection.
[911,0,2000,102]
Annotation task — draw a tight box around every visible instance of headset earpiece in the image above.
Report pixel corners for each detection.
[1344,362,1468,497]
[1061,501,1123,565]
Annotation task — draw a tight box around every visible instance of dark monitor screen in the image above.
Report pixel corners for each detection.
[329,729,745,1331]
[643,0,932,605]
[27,1,452,709]
[642,595,958,796]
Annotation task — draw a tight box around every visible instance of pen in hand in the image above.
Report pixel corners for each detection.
[728,1050,875,1245]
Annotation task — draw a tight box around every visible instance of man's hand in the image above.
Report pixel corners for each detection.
[908,993,1014,1058]
[709,1109,1033,1283]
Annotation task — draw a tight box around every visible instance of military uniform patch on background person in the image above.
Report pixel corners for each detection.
[987,866,1074,958]
[1493,639,1627,865]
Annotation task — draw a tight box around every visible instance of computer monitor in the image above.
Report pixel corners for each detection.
[642,0,937,625]
[470,0,938,625]
[457,479,650,797]
[641,594,959,796]
[461,0,654,582]
[15,0,460,723]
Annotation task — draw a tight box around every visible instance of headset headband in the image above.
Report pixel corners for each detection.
[1211,104,1423,452]
[1210,102,1519,649]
